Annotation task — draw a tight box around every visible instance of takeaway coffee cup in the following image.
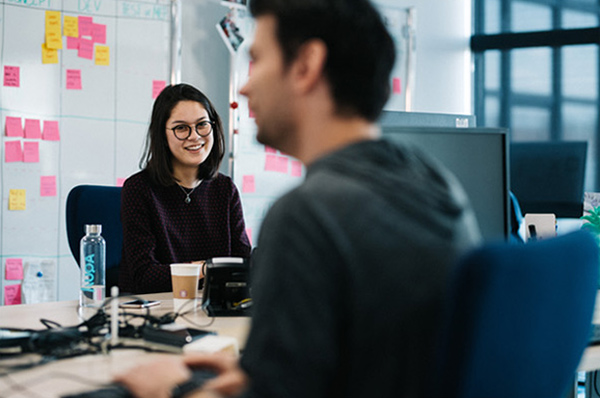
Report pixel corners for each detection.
[170,263,201,312]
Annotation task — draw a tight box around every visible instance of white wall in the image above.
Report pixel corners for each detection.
[376,0,473,115]
[181,0,473,120]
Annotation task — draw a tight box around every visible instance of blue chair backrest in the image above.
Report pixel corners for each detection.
[431,230,599,398]
[66,185,123,292]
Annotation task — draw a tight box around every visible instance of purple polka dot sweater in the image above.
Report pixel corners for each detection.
[119,170,251,294]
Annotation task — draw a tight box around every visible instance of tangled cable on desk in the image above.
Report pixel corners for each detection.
[0,295,214,374]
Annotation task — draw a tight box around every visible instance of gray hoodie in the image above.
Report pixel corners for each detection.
[242,138,482,398]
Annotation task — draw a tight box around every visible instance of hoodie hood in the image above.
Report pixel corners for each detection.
[306,138,481,242]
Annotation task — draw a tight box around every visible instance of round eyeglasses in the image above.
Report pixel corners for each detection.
[169,121,214,140]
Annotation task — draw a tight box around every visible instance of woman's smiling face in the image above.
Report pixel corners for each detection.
[165,100,215,173]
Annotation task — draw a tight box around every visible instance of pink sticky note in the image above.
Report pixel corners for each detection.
[23,141,40,163]
[40,175,57,197]
[291,160,303,177]
[264,146,277,154]
[393,77,402,94]
[276,156,289,173]
[5,141,22,162]
[24,119,42,139]
[4,66,20,87]
[5,258,24,280]
[242,175,256,193]
[152,80,166,99]
[78,16,93,37]
[245,228,253,246]
[78,38,94,60]
[265,154,279,172]
[66,69,82,90]
[43,120,61,141]
[4,284,22,305]
[67,36,80,50]
[92,23,106,44]
[116,178,126,187]
[5,116,23,137]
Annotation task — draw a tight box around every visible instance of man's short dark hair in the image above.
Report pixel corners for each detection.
[249,0,396,121]
[140,83,225,186]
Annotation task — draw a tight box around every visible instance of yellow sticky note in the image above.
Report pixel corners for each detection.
[41,43,59,64]
[45,11,63,49]
[8,189,26,211]
[64,15,78,38]
[95,45,110,66]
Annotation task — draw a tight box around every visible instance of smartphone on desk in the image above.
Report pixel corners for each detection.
[119,299,161,309]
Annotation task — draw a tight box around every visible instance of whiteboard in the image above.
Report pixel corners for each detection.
[0,0,171,305]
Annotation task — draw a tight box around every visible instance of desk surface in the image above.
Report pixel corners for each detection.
[0,293,250,398]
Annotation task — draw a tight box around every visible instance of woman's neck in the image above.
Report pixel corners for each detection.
[173,166,200,189]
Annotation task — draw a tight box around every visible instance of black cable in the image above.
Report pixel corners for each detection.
[40,319,62,329]
[1,297,220,382]
[178,313,215,329]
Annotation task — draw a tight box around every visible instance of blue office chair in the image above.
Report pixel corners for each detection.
[430,230,599,398]
[510,190,525,244]
[66,185,123,295]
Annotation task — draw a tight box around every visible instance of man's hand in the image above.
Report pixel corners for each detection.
[114,356,191,398]
[185,352,248,397]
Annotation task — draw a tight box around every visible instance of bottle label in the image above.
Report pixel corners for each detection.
[82,253,96,292]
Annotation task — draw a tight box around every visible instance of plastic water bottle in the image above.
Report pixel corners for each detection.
[79,224,106,307]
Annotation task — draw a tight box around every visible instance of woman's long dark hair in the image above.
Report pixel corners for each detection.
[140,83,225,186]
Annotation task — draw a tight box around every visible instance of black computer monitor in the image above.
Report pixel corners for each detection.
[382,126,509,242]
[510,141,587,218]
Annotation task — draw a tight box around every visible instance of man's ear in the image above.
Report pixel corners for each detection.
[291,39,327,93]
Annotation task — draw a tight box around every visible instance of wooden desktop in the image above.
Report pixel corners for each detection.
[0,293,250,398]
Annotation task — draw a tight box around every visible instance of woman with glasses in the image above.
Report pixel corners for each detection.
[119,83,251,294]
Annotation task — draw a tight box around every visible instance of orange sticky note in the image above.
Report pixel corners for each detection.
[242,175,256,193]
[64,15,79,37]
[9,189,26,211]
[152,80,166,99]
[41,43,59,64]
[23,142,40,163]
[45,11,63,49]
[4,284,22,305]
[24,119,42,139]
[95,45,110,66]
[66,69,82,90]
[5,258,24,280]
[40,176,57,197]
[6,116,23,137]
[5,141,23,162]
[4,66,20,87]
